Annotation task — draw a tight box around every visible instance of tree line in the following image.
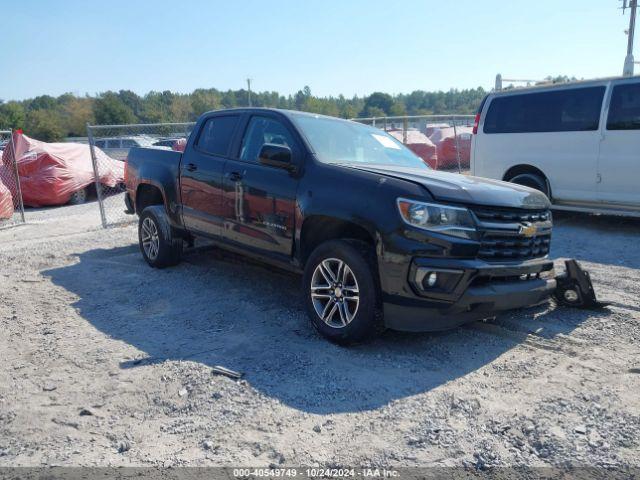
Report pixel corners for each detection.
[0,85,488,142]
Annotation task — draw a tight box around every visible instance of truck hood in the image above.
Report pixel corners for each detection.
[347,165,551,210]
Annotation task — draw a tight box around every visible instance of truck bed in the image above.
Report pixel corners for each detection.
[126,147,182,180]
[125,147,184,224]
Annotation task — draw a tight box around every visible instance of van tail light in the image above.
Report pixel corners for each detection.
[472,113,481,135]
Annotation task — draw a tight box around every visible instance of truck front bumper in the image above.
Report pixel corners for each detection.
[382,257,557,332]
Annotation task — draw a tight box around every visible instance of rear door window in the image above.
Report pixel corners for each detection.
[196,115,240,156]
[607,83,640,130]
[484,86,605,134]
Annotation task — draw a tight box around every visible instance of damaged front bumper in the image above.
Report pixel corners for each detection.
[383,258,603,332]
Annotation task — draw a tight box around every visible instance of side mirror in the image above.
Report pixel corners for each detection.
[258,143,295,171]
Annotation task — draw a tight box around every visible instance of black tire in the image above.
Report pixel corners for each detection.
[68,187,88,205]
[303,239,384,345]
[508,173,550,198]
[138,205,183,268]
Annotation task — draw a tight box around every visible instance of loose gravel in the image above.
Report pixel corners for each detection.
[0,204,639,468]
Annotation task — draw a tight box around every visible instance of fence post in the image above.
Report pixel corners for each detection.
[86,123,107,228]
[9,130,25,224]
[402,118,408,144]
[452,116,462,173]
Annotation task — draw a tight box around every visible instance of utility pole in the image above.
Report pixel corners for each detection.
[623,0,637,76]
[246,78,252,107]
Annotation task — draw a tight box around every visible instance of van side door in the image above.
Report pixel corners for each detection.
[180,114,241,237]
[598,81,640,206]
[480,86,605,203]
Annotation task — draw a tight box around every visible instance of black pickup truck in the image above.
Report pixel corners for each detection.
[124,108,564,344]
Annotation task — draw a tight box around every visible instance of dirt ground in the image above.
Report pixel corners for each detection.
[1,203,639,469]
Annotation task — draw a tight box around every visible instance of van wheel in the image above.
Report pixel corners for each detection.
[303,240,384,345]
[508,173,550,198]
[138,206,183,268]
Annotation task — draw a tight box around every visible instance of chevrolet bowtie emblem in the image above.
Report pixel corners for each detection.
[519,222,538,237]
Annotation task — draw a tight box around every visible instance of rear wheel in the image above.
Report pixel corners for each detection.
[138,205,182,268]
[303,240,383,345]
[507,172,550,198]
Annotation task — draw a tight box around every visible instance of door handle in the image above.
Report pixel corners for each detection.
[228,171,243,182]
[186,163,197,172]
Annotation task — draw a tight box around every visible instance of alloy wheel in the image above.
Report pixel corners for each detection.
[310,258,360,328]
[141,217,160,261]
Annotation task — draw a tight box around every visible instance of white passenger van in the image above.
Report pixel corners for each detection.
[471,76,640,216]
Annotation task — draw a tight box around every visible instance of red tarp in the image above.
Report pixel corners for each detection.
[0,166,14,219]
[387,129,438,168]
[428,126,473,169]
[2,132,124,207]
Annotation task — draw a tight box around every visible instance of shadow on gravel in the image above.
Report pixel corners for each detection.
[44,243,602,414]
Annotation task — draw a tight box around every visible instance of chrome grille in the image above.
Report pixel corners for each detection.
[473,208,551,223]
[473,208,552,261]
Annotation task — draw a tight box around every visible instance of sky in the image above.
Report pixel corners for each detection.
[1,0,636,101]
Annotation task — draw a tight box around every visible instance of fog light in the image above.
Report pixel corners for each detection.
[411,266,464,296]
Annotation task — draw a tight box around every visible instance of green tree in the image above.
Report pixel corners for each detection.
[93,92,136,125]
[28,95,57,111]
[118,90,143,117]
[364,106,385,118]
[191,88,222,117]
[58,95,95,137]
[294,86,312,110]
[25,110,64,141]
[363,92,394,116]
[169,95,194,122]
[0,101,26,130]
[0,83,493,139]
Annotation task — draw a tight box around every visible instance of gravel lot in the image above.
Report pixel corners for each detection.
[1,203,639,469]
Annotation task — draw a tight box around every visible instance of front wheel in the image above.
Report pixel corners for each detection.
[138,206,183,268]
[68,187,88,205]
[508,173,550,198]
[303,240,383,345]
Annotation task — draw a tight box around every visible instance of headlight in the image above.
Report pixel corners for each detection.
[397,198,476,239]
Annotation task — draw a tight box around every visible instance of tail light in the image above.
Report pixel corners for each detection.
[472,113,481,135]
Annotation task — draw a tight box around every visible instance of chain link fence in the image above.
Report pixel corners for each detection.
[351,115,475,173]
[0,130,26,228]
[85,115,473,229]
[86,122,196,228]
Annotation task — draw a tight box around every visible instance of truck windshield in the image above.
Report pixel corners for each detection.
[291,114,429,169]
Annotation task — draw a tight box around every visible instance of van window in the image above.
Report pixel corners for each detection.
[484,87,605,134]
[196,115,239,156]
[121,139,138,148]
[607,83,640,130]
